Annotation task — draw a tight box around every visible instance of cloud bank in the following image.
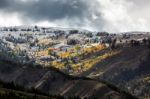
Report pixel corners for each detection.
[0,0,150,32]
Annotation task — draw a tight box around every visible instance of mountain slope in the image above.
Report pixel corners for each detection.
[0,87,54,99]
[0,59,136,99]
[81,45,150,99]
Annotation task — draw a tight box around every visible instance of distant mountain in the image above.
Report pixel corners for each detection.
[0,26,91,33]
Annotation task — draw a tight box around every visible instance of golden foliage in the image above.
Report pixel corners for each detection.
[48,44,119,74]
[70,51,120,72]
[38,43,119,74]
[51,61,64,69]
[144,77,150,84]
[35,50,48,57]
[57,52,70,58]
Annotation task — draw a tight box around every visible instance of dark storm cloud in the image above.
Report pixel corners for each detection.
[1,0,149,32]
[0,0,10,8]
[0,0,90,21]
[0,0,106,31]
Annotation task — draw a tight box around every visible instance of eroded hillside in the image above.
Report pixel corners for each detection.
[0,60,136,99]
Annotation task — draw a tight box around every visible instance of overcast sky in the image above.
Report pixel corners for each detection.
[0,0,149,32]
